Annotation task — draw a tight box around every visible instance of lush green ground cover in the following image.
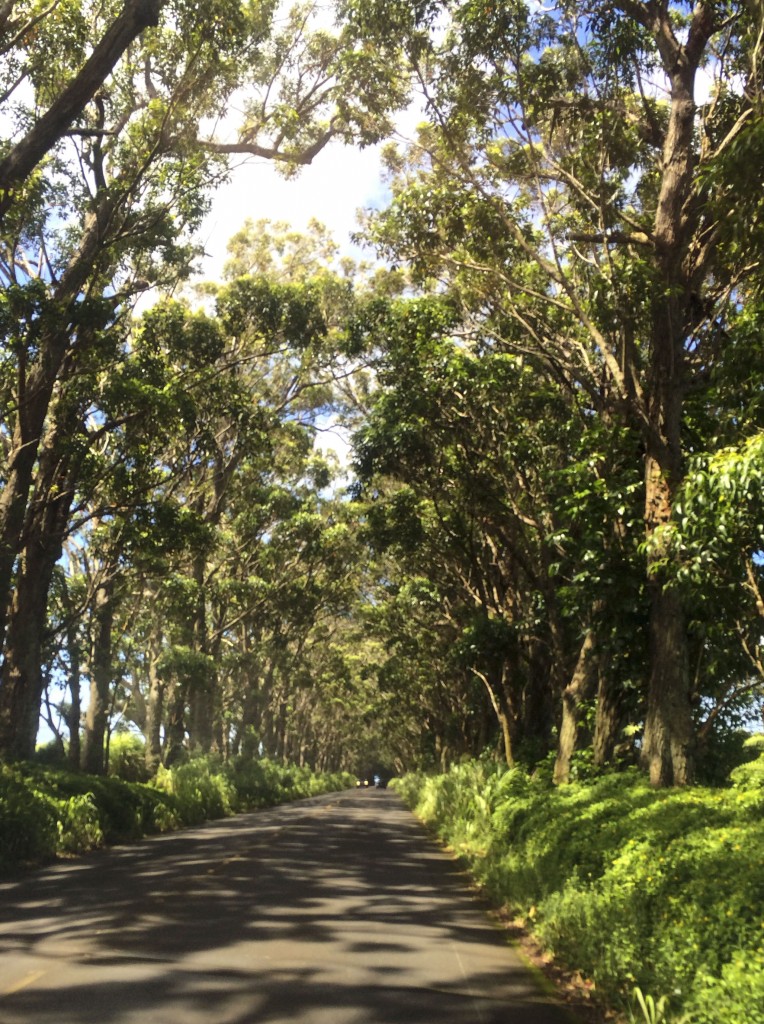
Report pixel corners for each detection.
[0,754,353,873]
[393,751,764,1024]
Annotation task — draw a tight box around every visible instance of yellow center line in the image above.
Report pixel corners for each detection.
[3,969,46,996]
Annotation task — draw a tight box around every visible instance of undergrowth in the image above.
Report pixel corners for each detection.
[0,755,353,873]
[392,750,764,1024]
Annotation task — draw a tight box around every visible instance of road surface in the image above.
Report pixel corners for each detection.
[0,788,576,1024]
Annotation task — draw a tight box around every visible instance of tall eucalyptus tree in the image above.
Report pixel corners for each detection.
[0,0,412,760]
[351,0,764,784]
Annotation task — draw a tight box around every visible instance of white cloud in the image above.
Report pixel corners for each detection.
[194,138,390,281]
[193,84,428,283]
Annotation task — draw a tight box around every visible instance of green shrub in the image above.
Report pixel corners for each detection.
[21,765,158,842]
[108,733,151,783]
[8,763,179,861]
[33,739,68,767]
[223,755,276,810]
[150,753,352,824]
[2,755,351,874]
[729,748,764,793]
[56,793,104,853]
[688,949,764,1024]
[152,757,236,824]
[0,765,58,869]
[397,758,764,1023]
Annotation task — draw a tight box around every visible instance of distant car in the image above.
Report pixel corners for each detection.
[356,768,392,789]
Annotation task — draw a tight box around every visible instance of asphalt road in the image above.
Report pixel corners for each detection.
[0,788,575,1024]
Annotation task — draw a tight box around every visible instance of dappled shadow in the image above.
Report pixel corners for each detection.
[0,790,572,1023]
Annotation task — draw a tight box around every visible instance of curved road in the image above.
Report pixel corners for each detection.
[0,788,575,1024]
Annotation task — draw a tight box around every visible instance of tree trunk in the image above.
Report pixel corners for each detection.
[188,553,215,752]
[189,682,215,753]
[82,579,115,775]
[0,400,56,656]
[554,629,598,784]
[634,5,717,784]
[0,0,162,210]
[641,570,693,785]
[640,387,693,784]
[66,621,82,770]
[144,634,164,775]
[0,578,49,760]
[0,429,76,760]
[592,652,621,767]
[0,198,117,656]
[473,666,515,768]
[521,638,555,762]
[163,683,187,766]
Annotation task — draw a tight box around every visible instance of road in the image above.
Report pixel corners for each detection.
[0,788,576,1024]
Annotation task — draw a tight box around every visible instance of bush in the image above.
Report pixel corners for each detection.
[223,756,354,811]
[396,755,764,1023]
[149,755,353,825]
[21,765,164,842]
[56,793,104,853]
[0,765,58,870]
[1,755,352,874]
[152,757,236,824]
[108,733,151,783]
[688,950,764,1024]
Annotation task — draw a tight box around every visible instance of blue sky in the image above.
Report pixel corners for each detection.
[195,136,391,282]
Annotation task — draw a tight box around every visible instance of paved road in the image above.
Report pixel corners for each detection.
[0,788,575,1024]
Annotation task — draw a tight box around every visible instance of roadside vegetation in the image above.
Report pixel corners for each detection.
[2,5,764,1018]
[393,743,764,1024]
[0,747,353,874]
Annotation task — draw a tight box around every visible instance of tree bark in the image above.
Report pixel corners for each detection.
[144,633,164,774]
[592,651,621,767]
[641,570,693,785]
[473,666,516,768]
[163,685,187,766]
[82,578,115,775]
[65,617,82,771]
[0,566,52,759]
[0,417,77,759]
[188,552,215,752]
[0,195,117,656]
[628,2,718,786]
[0,0,162,213]
[521,637,555,761]
[554,628,598,784]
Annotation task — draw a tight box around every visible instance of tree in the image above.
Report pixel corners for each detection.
[352,295,646,773]
[0,0,162,209]
[355,0,764,784]
[0,0,412,761]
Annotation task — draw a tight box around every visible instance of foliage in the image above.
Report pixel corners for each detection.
[56,794,105,854]
[18,764,171,843]
[0,0,414,766]
[395,757,764,1022]
[107,733,152,783]
[0,765,58,871]
[0,755,352,873]
[355,0,764,787]
[224,755,354,809]
[628,988,686,1024]
[152,757,238,824]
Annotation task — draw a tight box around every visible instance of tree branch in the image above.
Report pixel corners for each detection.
[203,125,338,167]
[566,230,654,247]
[0,0,162,215]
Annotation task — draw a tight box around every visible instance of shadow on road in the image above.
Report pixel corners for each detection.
[0,789,574,1024]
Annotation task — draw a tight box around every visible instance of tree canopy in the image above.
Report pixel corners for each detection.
[1,0,763,785]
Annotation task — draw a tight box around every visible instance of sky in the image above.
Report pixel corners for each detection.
[190,125,412,470]
[193,138,391,284]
